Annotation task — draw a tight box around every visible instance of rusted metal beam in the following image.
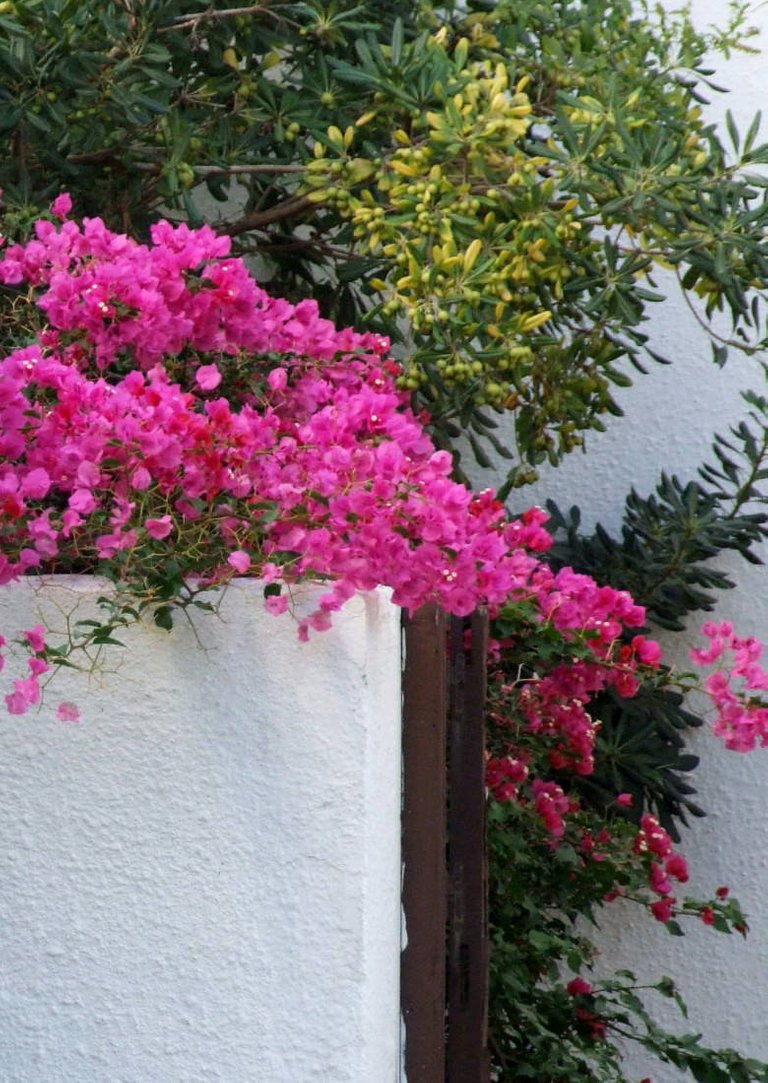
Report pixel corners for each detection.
[401,605,448,1083]
[446,610,491,1083]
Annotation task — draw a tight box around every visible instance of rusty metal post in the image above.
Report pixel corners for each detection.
[446,610,491,1083]
[401,605,448,1083]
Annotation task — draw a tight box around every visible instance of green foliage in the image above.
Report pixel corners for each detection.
[545,371,768,630]
[3,0,768,482]
[569,681,705,841]
[486,662,765,1081]
[541,371,768,836]
[5,3,768,1079]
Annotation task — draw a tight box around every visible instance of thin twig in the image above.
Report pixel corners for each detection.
[674,265,760,355]
[196,162,304,175]
[248,238,356,260]
[219,194,319,235]
[65,149,120,166]
[158,4,282,34]
[65,153,304,176]
[131,160,304,175]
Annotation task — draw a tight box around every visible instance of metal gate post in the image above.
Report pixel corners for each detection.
[446,610,491,1083]
[401,605,448,1082]
[401,607,490,1082]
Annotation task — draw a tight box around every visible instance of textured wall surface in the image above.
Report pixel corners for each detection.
[492,3,768,1076]
[0,579,402,1083]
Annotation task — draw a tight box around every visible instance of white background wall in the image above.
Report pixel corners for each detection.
[0,579,402,1083]
[508,1,768,1075]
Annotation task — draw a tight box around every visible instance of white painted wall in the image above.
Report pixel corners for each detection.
[0,578,402,1083]
[495,2,768,1076]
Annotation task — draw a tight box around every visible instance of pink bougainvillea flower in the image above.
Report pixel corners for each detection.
[264,594,289,617]
[195,364,222,391]
[5,674,42,715]
[650,897,675,923]
[267,367,288,392]
[20,468,51,500]
[145,516,173,540]
[648,862,672,897]
[56,702,80,723]
[631,635,662,667]
[664,854,689,883]
[23,625,46,653]
[50,193,73,220]
[227,550,251,574]
[131,466,152,491]
[5,690,31,715]
[635,815,673,858]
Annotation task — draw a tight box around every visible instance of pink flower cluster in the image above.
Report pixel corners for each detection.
[0,624,47,714]
[0,210,568,613]
[486,628,661,782]
[529,778,573,838]
[0,212,373,372]
[633,814,689,923]
[1,202,767,737]
[0,204,662,717]
[485,753,529,803]
[565,977,608,1041]
[691,621,768,751]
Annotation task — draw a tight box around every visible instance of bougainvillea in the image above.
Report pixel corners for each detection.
[690,621,768,752]
[0,201,654,718]
[484,637,762,1079]
[1,201,767,748]
[3,201,768,1078]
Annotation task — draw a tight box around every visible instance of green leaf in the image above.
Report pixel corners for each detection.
[390,17,403,67]
[153,606,174,632]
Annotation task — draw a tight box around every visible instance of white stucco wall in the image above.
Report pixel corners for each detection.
[495,2,768,1075]
[0,578,402,1083]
